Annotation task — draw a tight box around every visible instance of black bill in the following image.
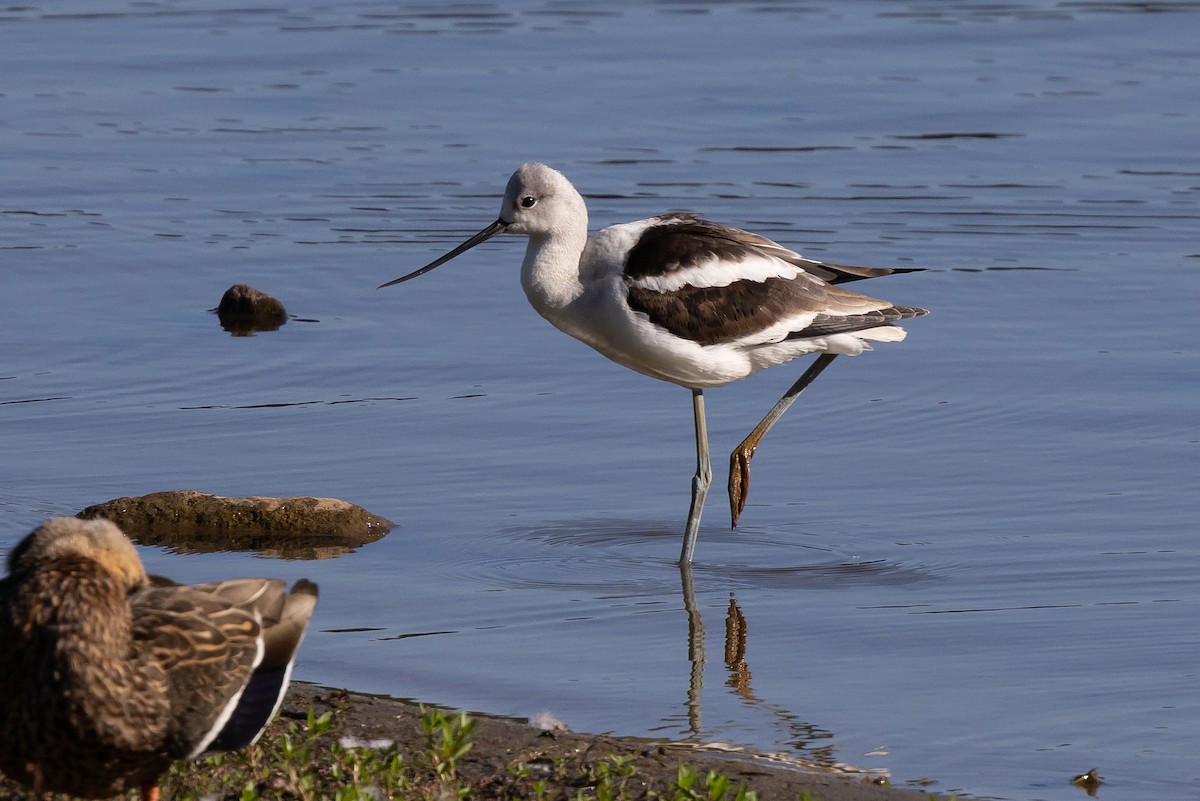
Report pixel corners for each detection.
[378,218,509,289]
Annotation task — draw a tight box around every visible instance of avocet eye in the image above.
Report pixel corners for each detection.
[520,195,537,208]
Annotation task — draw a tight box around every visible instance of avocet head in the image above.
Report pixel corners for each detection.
[378,163,586,288]
[498,162,585,236]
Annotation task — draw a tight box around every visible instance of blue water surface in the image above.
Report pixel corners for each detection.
[2,3,1198,799]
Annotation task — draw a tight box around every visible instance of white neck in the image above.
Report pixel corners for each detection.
[519,225,589,320]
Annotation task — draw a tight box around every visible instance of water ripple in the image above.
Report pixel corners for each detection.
[430,520,941,595]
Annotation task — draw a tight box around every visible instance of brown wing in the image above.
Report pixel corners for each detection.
[205,579,317,751]
[136,577,318,754]
[131,584,262,757]
[625,277,825,346]
[178,577,316,670]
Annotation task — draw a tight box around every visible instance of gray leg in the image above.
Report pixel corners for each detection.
[728,353,838,528]
[680,388,712,565]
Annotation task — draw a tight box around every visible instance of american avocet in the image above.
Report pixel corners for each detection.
[381,163,927,564]
[0,517,318,801]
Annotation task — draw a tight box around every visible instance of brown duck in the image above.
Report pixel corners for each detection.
[0,517,319,800]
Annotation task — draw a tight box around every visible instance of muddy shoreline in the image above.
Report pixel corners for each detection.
[282,682,949,800]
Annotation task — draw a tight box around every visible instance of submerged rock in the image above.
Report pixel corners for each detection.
[215,283,287,335]
[1071,768,1102,796]
[79,490,392,558]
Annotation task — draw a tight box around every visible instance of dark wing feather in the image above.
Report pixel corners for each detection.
[624,216,926,346]
[805,262,925,285]
[787,305,929,339]
[624,214,760,279]
[625,214,920,284]
[205,664,288,751]
[626,277,832,346]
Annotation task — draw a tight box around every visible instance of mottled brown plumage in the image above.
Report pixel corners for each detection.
[0,517,318,799]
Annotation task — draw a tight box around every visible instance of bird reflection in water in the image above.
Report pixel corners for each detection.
[724,595,753,700]
[681,565,707,733]
[676,566,843,771]
[679,569,758,730]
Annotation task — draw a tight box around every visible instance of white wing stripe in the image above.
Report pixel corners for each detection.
[628,253,810,292]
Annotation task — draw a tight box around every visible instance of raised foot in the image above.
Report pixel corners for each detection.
[728,445,755,528]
